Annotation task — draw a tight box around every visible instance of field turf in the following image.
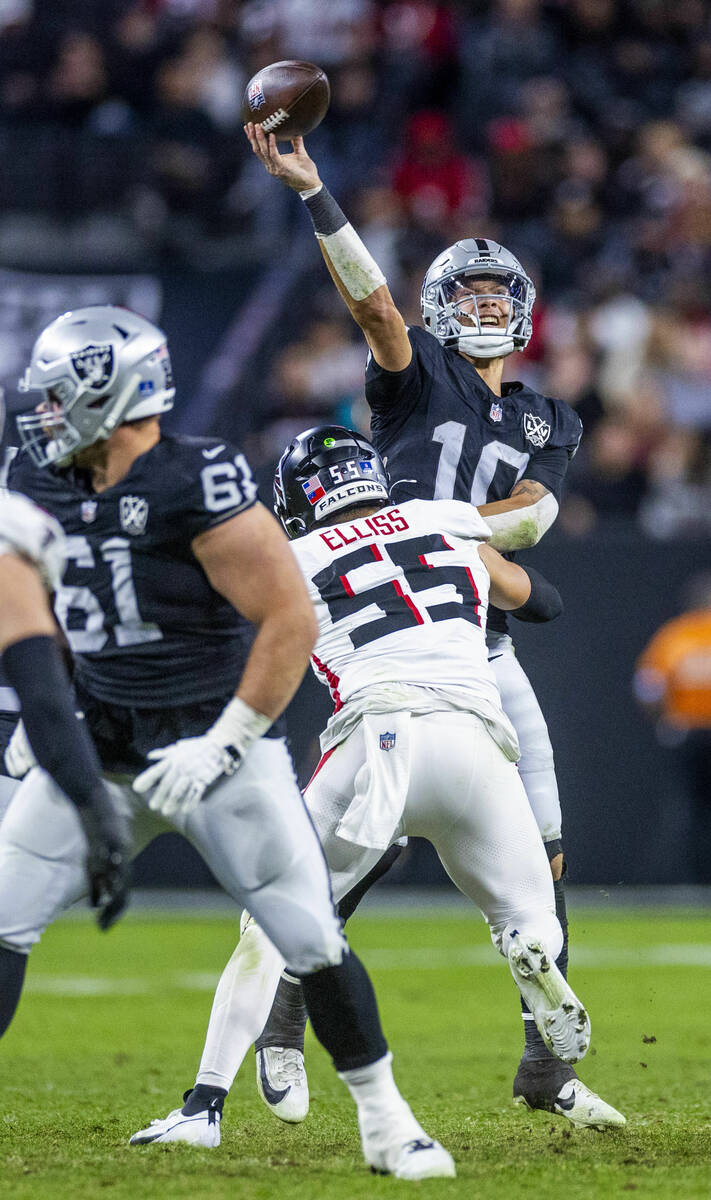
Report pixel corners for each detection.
[1,901,709,1199]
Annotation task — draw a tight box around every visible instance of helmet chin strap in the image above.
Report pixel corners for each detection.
[457,330,515,359]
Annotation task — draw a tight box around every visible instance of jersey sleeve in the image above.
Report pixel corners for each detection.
[174,441,260,541]
[521,402,583,500]
[365,327,438,436]
[0,490,67,590]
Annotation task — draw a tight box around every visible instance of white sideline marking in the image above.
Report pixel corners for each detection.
[23,944,711,996]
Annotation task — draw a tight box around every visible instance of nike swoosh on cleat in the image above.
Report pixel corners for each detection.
[130,1116,202,1144]
[202,445,225,459]
[555,1090,577,1112]
[488,653,504,662]
[258,1054,290,1106]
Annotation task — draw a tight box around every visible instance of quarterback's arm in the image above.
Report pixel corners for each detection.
[477,479,559,552]
[244,124,412,372]
[192,501,318,720]
[478,544,562,622]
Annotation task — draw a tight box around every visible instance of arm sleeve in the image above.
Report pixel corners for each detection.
[511,566,563,624]
[2,635,105,808]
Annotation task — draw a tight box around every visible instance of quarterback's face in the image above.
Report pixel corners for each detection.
[452,278,511,329]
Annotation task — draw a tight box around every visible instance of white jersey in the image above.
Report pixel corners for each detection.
[0,489,67,592]
[292,499,519,760]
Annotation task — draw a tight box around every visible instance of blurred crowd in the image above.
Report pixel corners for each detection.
[1,0,711,534]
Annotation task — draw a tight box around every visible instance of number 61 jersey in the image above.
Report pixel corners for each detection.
[292,498,519,761]
[7,436,259,708]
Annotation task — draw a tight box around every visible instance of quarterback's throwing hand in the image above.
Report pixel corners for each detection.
[133,735,241,819]
[244,122,321,192]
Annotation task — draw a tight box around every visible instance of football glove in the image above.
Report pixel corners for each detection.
[4,718,37,779]
[77,787,132,931]
[133,736,242,819]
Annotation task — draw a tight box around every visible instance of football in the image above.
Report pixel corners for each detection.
[242,60,330,141]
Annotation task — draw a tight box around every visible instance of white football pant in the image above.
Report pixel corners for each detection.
[487,631,562,844]
[193,709,561,1092]
[0,738,345,975]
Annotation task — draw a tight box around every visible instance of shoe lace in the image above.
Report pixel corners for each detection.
[273,1048,303,1086]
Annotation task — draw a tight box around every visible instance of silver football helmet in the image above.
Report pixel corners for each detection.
[421,238,535,359]
[16,305,175,467]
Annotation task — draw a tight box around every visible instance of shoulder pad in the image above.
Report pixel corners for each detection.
[0,490,66,591]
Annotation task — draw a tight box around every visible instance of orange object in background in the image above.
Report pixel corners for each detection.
[635,611,711,729]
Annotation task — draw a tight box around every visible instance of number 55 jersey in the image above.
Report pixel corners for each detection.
[7,436,259,709]
[291,498,519,762]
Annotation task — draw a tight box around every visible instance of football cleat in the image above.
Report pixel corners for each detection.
[513,1060,626,1129]
[364,1127,456,1180]
[129,1094,222,1147]
[508,934,591,1064]
[256,1046,309,1123]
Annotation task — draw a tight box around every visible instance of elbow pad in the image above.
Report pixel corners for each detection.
[512,567,563,624]
[486,493,559,552]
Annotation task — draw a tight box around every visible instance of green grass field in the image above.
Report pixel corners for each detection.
[1,902,710,1199]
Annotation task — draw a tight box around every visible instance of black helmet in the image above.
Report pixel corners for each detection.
[274,424,390,538]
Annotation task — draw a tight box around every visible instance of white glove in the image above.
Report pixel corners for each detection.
[132,736,240,819]
[4,719,37,779]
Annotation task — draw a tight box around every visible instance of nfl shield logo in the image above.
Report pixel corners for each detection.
[247,77,265,111]
[71,343,115,391]
[119,494,149,535]
[489,402,503,422]
[80,499,97,523]
[379,731,396,752]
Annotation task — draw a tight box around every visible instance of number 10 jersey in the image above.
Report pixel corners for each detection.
[292,498,519,761]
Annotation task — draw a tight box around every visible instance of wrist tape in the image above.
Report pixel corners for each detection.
[301,185,386,301]
[208,696,272,759]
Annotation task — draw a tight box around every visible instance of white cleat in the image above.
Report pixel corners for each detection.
[361,1110,456,1180]
[552,1080,626,1129]
[129,1101,221,1147]
[256,1047,309,1123]
[508,934,591,1064]
[366,1132,456,1180]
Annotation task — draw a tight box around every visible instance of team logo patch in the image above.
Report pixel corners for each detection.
[80,499,98,524]
[523,412,551,448]
[119,494,149,535]
[247,78,265,111]
[302,474,326,505]
[379,731,396,752]
[489,402,503,423]
[71,343,115,392]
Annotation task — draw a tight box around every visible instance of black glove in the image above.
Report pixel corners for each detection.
[77,787,132,931]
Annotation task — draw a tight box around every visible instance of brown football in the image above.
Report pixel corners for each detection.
[242,60,330,141]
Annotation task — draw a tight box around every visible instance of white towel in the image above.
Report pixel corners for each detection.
[336,712,411,850]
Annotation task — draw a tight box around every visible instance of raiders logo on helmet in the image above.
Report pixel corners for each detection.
[71,344,116,391]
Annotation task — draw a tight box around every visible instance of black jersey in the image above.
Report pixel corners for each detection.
[8,435,259,709]
[366,325,582,632]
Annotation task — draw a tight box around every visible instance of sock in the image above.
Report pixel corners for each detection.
[181,1084,227,1115]
[337,844,403,922]
[519,874,571,1065]
[300,949,387,1073]
[0,945,27,1038]
[255,971,307,1053]
[195,918,285,1092]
